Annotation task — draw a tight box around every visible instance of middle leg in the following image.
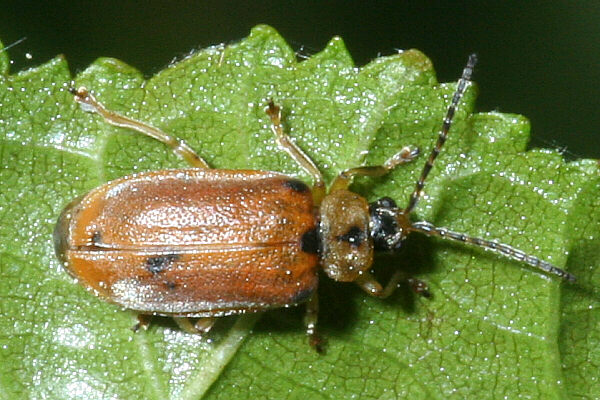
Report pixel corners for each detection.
[265,101,326,204]
[70,87,210,168]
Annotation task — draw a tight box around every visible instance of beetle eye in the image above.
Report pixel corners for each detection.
[375,197,397,209]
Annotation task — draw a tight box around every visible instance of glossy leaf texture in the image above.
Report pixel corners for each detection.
[0,25,598,399]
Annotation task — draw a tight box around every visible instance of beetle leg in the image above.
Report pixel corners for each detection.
[377,270,431,298]
[304,293,325,353]
[173,317,200,333]
[194,317,217,334]
[132,314,152,332]
[329,146,419,192]
[70,87,210,168]
[355,270,431,298]
[355,272,385,296]
[173,317,216,334]
[265,101,326,205]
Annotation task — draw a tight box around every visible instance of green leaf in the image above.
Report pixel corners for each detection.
[0,25,598,399]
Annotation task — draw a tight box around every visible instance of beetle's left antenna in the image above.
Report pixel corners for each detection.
[397,55,576,283]
[402,54,477,216]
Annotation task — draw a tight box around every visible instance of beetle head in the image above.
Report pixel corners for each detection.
[369,197,412,252]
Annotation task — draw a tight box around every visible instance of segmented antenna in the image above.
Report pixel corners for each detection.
[399,54,575,282]
[403,54,477,216]
[411,221,576,282]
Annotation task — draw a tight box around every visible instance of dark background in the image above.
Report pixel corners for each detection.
[1,1,599,159]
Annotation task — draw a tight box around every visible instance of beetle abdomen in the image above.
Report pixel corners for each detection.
[55,169,319,316]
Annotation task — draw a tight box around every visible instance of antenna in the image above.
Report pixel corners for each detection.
[411,222,575,282]
[403,54,477,216]
[401,54,575,282]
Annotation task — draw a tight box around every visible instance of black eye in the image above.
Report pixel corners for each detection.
[376,197,397,209]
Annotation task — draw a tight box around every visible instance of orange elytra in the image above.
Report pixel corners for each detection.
[54,55,574,352]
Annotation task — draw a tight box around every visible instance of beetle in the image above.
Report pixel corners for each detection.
[54,54,575,352]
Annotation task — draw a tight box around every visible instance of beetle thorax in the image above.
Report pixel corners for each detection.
[318,189,373,282]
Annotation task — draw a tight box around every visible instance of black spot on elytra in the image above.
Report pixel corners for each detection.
[290,287,314,304]
[164,281,177,291]
[283,179,309,193]
[91,231,102,244]
[336,226,366,248]
[301,228,320,254]
[146,254,180,275]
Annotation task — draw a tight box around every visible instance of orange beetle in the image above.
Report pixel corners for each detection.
[54,55,574,351]
[54,169,319,315]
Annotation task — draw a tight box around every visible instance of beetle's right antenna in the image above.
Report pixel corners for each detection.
[410,221,576,282]
[402,54,477,216]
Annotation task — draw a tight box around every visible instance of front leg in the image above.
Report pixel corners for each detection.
[329,146,420,192]
[355,270,430,298]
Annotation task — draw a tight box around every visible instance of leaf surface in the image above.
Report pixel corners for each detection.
[0,25,598,399]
